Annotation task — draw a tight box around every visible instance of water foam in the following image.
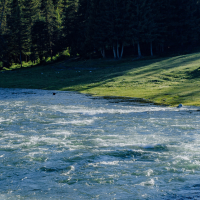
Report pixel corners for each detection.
[1,88,200,200]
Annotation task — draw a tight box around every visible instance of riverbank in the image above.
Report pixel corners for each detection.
[1,53,200,106]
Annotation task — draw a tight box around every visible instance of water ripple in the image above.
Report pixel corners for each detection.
[0,88,200,199]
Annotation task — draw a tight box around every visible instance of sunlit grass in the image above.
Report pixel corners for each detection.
[45,49,70,63]
[1,53,200,106]
[1,49,71,71]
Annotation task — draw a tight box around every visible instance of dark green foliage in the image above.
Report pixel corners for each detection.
[41,0,57,60]
[74,0,93,56]
[7,0,23,67]
[31,19,49,62]
[106,0,130,58]
[0,31,4,68]
[0,0,6,30]
[92,0,109,58]
[61,0,76,53]
[1,0,200,68]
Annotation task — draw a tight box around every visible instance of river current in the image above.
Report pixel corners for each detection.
[0,88,200,200]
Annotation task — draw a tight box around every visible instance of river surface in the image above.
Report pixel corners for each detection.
[0,88,200,200]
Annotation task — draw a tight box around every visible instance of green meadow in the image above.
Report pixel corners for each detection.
[1,53,200,106]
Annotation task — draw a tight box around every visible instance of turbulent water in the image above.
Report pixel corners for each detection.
[0,88,200,200]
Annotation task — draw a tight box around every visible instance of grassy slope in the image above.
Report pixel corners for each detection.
[0,53,200,106]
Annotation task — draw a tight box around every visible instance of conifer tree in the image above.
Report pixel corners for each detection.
[179,0,199,48]
[75,0,93,56]
[0,0,6,30]
[143,0,161,56]
[104,0,129,58]
[92,0,109,58]
[7,0,23,67]
[0,0,6,66]
[41,0,57,60]
[128,0,151,57]
[61,0,76,53]
[31,19,48,63]
[1,0,200,65]
[0,29,4,68]
[21,0,39,62]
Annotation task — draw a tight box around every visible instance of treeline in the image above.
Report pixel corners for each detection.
[1,0,200,68]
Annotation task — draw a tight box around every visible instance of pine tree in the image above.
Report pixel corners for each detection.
[21,0,39,62]
[0,0,10,67]
[0,0,6,66]
[41,0,57,60]
[0,0,6,30]
[143,0,161,56]
[179,0,199,48]
[92,0,109,58]
[0,29,4,68]
[7,0,23,67]
[75,0,93,56]
[128,0,151,57]
[31,19,48,63]
[103,0,129,58]
[61,0,76,53]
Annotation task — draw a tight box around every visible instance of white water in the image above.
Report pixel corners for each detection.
[0,88,200,199]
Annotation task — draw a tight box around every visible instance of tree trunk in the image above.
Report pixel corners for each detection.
[50,49,53,61]
[160,44,164,52]
[103,48,105,58]
[150,42,153,56]
[113,45,116,59]
[39,54,43,63]
[20,51,22,68]
[117,41,119,58]
[137,42,142,57]
[101,47,106,58]
[120,43,124,58]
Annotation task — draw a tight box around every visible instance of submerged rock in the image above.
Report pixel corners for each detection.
[177,104,183,108]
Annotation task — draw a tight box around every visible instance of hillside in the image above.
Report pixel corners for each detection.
[1,53,200,106]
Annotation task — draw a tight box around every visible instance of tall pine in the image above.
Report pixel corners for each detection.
[7,0,23,67]
[41,0,57,60]
[61,0,76,53]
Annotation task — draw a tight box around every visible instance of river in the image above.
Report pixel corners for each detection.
[0,88,200,199]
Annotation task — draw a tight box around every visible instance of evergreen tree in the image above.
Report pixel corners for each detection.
[0,0,6,30]
[61,0,76,53]
[92,0,109,58]
[180,0,200,48]
[41,0,57,60]
[108,0,130,58]
[153,0,170,53]
[31,19,48,63]
[0,30,4,68]
[1,0,200,66]
[75,0,93,56]
[143,0,159,56]
[7,0,23,67]
[128,0,151,57]
[0,0,11,67]
[21,0,39,62]
[0,0,6,66]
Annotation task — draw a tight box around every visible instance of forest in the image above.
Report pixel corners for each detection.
[0,0,200,68]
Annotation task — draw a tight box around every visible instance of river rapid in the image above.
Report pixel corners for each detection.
[0,88,200,200]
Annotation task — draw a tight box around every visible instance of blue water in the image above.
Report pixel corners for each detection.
[0,88,200,199]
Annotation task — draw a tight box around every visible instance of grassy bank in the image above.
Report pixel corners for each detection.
[1,53,200,106]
